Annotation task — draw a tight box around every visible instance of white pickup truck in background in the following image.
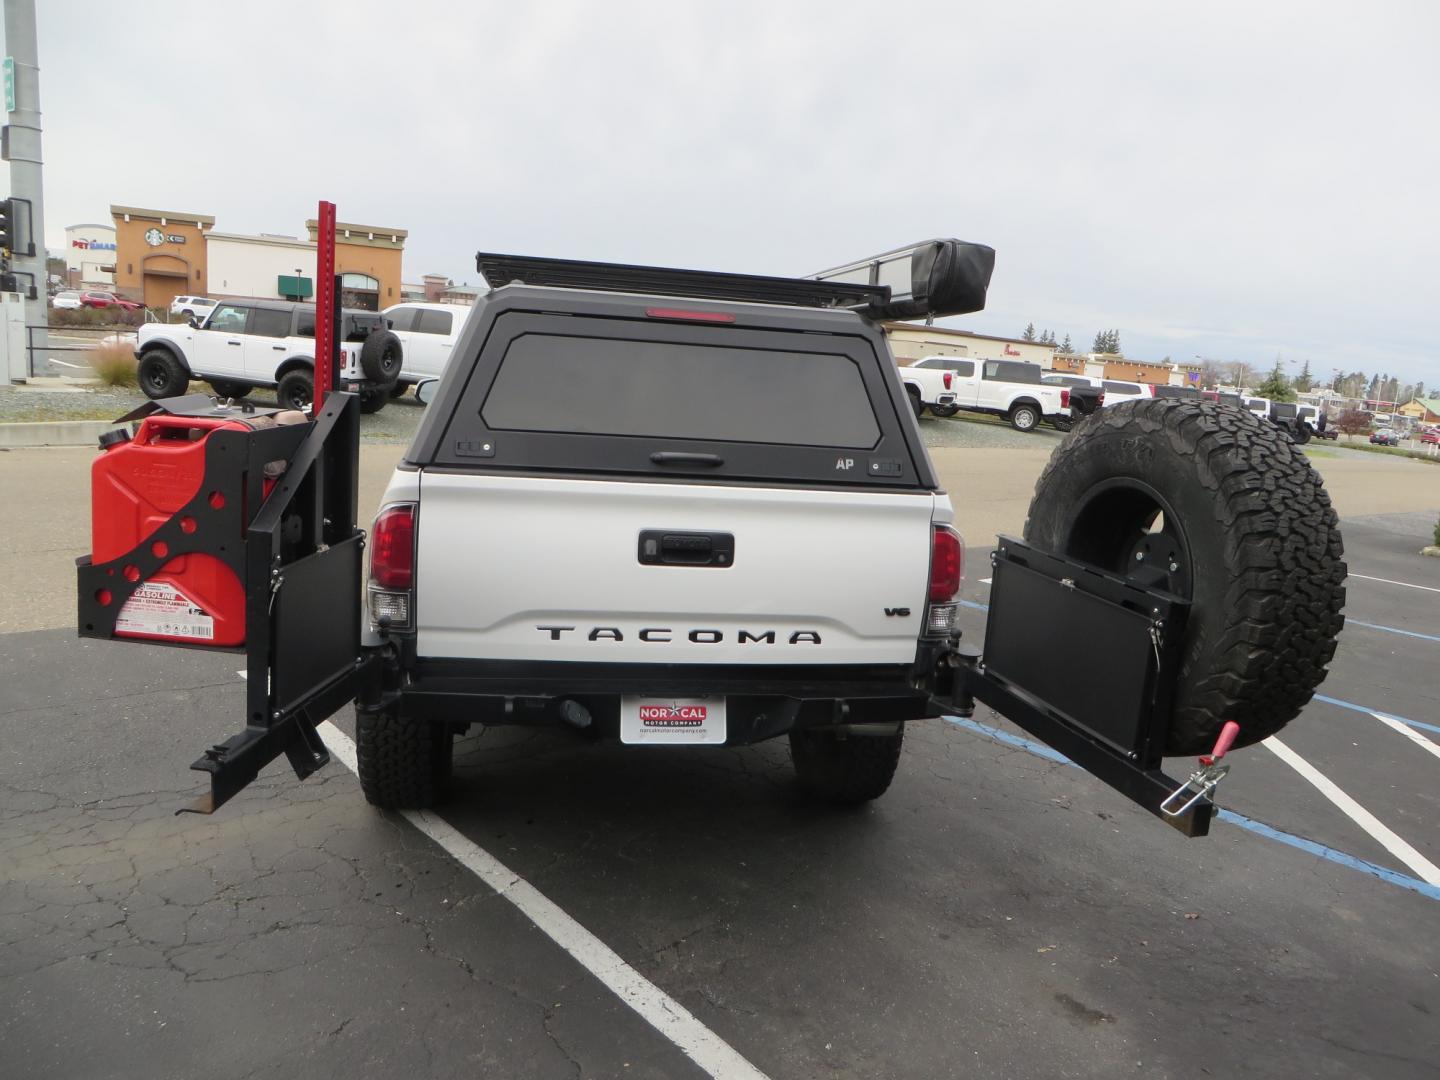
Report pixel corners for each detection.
[898,355,1068,432]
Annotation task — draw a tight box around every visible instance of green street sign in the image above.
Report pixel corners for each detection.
[3,58,14,114]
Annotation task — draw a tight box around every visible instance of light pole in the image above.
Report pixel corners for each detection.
[294,267,302,303]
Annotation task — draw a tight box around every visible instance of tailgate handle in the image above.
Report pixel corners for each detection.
[639,530,735,567]
[650,451,723,467]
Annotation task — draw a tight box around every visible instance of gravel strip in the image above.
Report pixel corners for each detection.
[0,383,426,444]
[918,411,1065,450]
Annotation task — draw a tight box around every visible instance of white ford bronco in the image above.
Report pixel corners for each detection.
[135,298,404,413]
[80,240,1346,837]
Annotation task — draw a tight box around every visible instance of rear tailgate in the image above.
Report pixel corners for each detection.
[415,473,938,664]
[407,287,945,666]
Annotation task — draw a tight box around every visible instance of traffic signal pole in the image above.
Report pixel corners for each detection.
[2,0,47,379]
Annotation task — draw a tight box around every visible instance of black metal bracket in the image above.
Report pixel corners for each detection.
[931,538,1213,837]
[74,391,367,814]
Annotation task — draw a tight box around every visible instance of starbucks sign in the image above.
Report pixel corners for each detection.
[143,227,186,246]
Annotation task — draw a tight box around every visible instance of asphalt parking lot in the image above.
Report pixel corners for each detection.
[2,434,1438,1079]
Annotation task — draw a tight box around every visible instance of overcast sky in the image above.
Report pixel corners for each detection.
[7,0,1437,384]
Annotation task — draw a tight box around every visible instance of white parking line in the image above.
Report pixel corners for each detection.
[977,577,992,585]
[1370,711,1440,763]
[317,721,771,1080]
[1263,736,1440,886]
[1347,573,1440,595]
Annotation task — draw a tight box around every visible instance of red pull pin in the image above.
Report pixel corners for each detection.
[1200,721,1241,767]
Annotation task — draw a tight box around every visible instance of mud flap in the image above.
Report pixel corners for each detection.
[932,538,1215,837]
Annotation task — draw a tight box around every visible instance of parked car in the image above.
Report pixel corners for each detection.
[1100,379,1155,406]
[1418,429,1439,445]
[1040,371,1105,428]
[50,290,82,310]
[170,295,218,320]
[899,355,1067,431]
[1242,397,1272,421]
[1370,428,1401,446]
[380,301,466,393]
[80,290,142,312]
[135,299,402,412]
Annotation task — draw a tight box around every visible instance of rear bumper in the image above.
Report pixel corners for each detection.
[360,649,952,744]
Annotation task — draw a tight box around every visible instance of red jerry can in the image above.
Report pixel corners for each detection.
[90,414,272,646]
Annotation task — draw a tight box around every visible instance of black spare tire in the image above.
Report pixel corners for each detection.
[1023,399,1346,755]
[359,329,402,386]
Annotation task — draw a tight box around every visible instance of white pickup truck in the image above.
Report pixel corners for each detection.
[898,355,1068,432]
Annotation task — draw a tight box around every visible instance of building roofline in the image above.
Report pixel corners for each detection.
[881,322,1058,349]
[65,222,115,231]
[109,205,216,225]
[207,230,315,249]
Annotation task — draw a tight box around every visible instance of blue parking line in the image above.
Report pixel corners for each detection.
[1314,693,1440,737]
[1344,619,1440,644]
[942,715,1440,904]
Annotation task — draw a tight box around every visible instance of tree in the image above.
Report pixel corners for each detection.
[1022,322,1036,341]
[1335,408,1372,435]
[1292,358,1313,393]
[1366,374,1380,401]
[1416,380,1426,399]
[1383,376,1400,404]
[1256,360,1296,402]
[1091,330,1107,353]
[1226,360,1255,388]
[1060,333,1072,353]
[1199,360,1224,389]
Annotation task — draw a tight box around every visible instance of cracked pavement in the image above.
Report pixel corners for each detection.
[2,446,1439,1078]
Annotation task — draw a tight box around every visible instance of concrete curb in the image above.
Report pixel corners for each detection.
[0,420,117,448]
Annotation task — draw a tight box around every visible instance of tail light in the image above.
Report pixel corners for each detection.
[1060,388,1070,409]
[1097,392,1106,406]
[925,525,963,637]
[943,371,953,389]
[369,503,416,628]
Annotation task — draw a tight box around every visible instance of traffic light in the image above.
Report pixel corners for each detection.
[0,197,11,254]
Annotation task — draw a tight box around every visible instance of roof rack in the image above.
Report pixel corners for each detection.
[475,252,889,311]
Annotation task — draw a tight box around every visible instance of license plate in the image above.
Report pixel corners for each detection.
[620,696,726,745]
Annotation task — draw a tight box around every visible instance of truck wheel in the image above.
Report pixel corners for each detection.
[358,388,388,414]
[1023,399,1346,754]
[276,369,313,411]
[1052,416,1074,432]
[207,379,250,400]
[356,707,453,809]
[930,403,960,418]
[906,386,923,418]
[359,329,403,385]
[388,382,409,399]
[1009,403,1040,431]
[1291,421,1312,445]
[137,349,188,399]
[789,725,903,805]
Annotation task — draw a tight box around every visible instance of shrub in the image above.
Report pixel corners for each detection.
[1335,408,1372,435]
[89,341,138,387]
[1434,515,1440,548]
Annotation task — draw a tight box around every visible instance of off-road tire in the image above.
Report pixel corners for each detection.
[276,369,313,411]
[359,330,403,386]
[388,382,409,399]
[207,379,250,400]
[790,726,904,805]
[1009,403,1041,431]
[138,349,188,399]
[930,403,961,418]
[358,388,388,414]
[356,707,453,809]
[1023,398,1346,754]
[1290,421,1312,445]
